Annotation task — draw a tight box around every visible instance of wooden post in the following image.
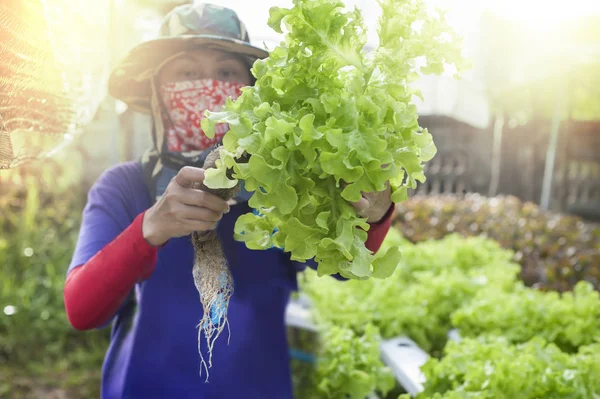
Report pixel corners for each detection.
[488,112,504,197]
[540,83,566,210]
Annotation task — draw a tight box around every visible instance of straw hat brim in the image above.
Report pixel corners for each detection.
[108,35,269,114]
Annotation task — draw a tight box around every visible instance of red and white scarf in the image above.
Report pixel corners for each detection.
[159,79,243,152]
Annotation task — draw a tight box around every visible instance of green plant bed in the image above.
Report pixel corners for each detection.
[392,194,600,292]
[301,230,520,355]
[300,228,600,398]
[452,281,600,353]
[401,337,600,399]
[1,164,108,398]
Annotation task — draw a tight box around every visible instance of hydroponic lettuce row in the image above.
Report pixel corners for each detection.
[301,231,600,398]
[202,0,465,279]
[401,337,600,399]
[302,233,520,354]
[301,232,600,356]
[452,281,600,353]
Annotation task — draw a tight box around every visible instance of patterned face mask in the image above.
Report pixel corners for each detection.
[159,79,244,152]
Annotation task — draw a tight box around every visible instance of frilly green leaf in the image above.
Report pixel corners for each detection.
[204,0,465,279]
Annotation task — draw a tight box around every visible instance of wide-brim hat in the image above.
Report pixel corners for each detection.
[108,2,269,114]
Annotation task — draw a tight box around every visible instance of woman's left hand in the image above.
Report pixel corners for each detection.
[350,182,393,223]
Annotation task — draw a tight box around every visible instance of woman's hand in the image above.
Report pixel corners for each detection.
[142,167,231,246]
[350,182,393,224]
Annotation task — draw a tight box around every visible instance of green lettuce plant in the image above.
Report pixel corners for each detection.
[202,0,465,279]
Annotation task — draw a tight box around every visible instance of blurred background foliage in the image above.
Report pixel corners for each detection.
[0,153,109,398]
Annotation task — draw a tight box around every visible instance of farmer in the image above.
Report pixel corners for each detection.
[64,3,394,398]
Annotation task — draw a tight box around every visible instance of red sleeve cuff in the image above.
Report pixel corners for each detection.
[365,204,394,253]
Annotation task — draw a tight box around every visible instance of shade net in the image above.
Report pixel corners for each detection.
[0,0,110,169]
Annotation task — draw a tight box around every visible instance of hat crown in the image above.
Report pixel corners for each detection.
[159,2,250,43]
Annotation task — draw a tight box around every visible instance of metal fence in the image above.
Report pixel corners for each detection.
[416,116,600,221]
